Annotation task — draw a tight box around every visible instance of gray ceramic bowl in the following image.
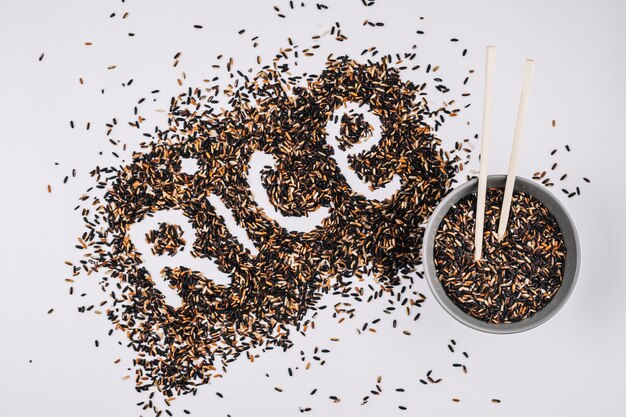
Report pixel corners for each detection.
[423,175,580,334]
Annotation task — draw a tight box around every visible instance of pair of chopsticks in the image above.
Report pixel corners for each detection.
[474,46,535,261]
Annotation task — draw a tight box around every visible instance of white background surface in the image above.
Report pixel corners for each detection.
[1,1,625,416]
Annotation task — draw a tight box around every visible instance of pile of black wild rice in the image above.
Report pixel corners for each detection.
[65,4,478,407]
[434,188,566,323]
[74,55,466,397]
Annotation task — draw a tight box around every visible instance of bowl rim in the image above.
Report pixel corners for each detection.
[422,174,581,334]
